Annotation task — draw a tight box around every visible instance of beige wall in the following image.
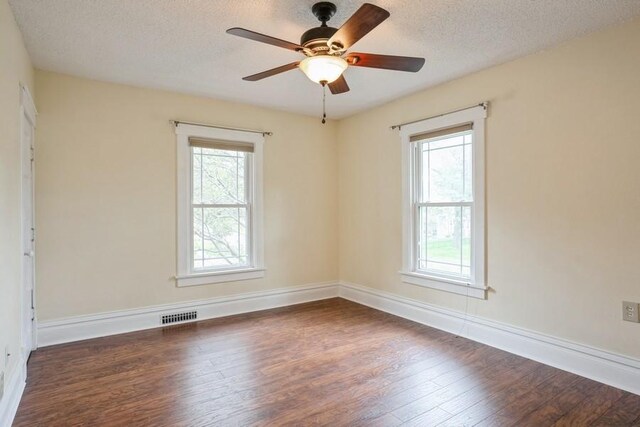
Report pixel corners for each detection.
[34,71,338,320]
[338,17,640,358]
[0,0,34,383]
[31,15,640,360]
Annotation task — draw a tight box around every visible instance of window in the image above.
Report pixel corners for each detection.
[175,124,264,287]
[400,105,487,298]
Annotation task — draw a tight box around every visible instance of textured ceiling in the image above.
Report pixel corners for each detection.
[9,0,640,119]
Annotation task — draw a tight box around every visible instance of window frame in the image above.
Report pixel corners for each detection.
[175,123,264,287]
[400,105,487,299]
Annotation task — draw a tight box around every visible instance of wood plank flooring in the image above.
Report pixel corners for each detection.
[14,298,640,426]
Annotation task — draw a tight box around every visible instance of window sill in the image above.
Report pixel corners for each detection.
[176,268,265,287]
[400,271,487,299]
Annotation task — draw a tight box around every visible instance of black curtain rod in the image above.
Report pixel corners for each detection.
[171,120,273,137]
[390,102,488,131]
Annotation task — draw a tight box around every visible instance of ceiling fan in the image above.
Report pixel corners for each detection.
[226,2,425,96]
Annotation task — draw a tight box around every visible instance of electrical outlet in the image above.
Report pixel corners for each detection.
[622,301,640,323]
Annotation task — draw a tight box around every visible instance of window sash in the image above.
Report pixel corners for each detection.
[416,130,473,204]
[191,204,251,271]
[191,147,249,205]
[413,202,474,280]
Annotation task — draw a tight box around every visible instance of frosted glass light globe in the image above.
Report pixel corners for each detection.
[299,55,348,84]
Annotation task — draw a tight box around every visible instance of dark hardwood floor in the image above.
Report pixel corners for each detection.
[14,298,640,426]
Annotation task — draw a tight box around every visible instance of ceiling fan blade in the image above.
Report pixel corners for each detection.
[346,52,425,72]
[242,62,300,81]
[227,27,303,52]
[328,3,390,50]
[328,75,350,94]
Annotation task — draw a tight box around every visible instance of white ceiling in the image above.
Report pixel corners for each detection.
[9,0,640,119]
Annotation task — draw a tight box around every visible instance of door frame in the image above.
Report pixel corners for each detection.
[20,83,37,357]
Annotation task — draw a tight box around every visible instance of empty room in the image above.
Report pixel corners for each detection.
[1,0,640,425]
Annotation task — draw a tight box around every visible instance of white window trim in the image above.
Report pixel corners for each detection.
[175,123,265,287]
[400,105,487,299]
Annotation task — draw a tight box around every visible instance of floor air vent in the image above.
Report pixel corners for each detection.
[161,310,197,325]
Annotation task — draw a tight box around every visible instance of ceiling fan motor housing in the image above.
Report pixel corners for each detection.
[302,2,340,54]
[300,26,338,52]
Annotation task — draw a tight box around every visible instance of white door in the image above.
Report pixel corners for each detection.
[20,86,37,360]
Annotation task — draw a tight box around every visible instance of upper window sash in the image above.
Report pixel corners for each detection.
[191,144,251,206]
[415,130,474,205]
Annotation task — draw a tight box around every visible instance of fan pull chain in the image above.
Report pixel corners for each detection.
[322,84,327,124]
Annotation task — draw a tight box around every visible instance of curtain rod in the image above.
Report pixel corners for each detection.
[171,120,273,137]
[390,102,488,131]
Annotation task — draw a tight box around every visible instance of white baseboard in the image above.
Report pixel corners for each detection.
[35,280,640,397]
[38,281,339,347]
[339,281,640,396]
[0,357,26,427]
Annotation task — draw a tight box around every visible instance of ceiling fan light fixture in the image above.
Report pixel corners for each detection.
[299,55,347,84]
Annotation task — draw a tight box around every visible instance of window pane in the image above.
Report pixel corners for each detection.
[417,205,471,278]
[192,147,246,204]
[420,132,472,203]
[463,137,472,201]
[192,148,202,204]
[461,206,471,277]
[193,207,248,270]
